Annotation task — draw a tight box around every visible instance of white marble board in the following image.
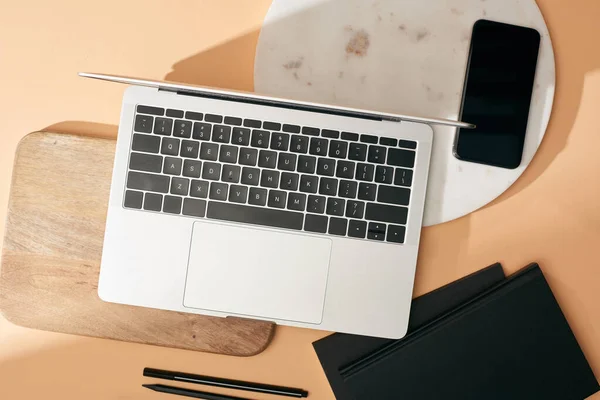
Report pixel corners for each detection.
[254,0,555,226]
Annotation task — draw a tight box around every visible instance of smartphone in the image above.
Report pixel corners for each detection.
[453,19,540,169]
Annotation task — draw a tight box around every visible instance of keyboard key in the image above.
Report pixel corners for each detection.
[287,193,306,211]
[260,170,280,188]
[290,135,309,154]
[277,153,297,171]
[338,180,358,198]
[377,185,410,206]
[173,120,192,138]
[251,130,270,148]
[322,129,340,139]
[270,132,290,151]
[180,140,199,158]
[329,140,348,158]
[309,138,328,156]
[224,116,242,126]
[394,168,413,187]
[124,190,143,209]
[349,143,367,161]
[282,124,300,133]
[387,224,406,243]
[229,185,248,203]
[346,200,365,219]
[219,145,239,164]
[263,121,281,131]
[221,164,241,183]
[127,172,169,193]
[297,155,317,174]
[302,126,320,136]
[380,137,398,147]
[202,162,221,180]
[143,193,163,211]
[129,152,162,173]
[367,222,386,241]
[134,114,153,133]
[307,195,326,214]
[280,172,299,191]
[192,122,212,140]
[183,160,202,178]
[358,183,376,201]
[304,214,328,233]
[137,105,164,116]
[241,167,260,186]
[348,220,367,238]
[163,195,182,214]
[244,119,261,128]
[132,133,160,153]
[190,180,209,198]
[232,127,251,146]
[205,114,223,123]
[329,218,348,236]
[154,118,172,135]
[239,147,258,166]
[336,161,355,179]
[368,145,386,164]
[356,163,374,181]
[248,187,268,206]
[166,109,184,118]
[375,166,394,184]
[300,175,318,193]
[170,177,190,196]
[317,158,336,176]
[398,139,417,149]
[366,203,408,224]
[268,190,287,208]
[163,157,182,175]
[258,150,278,169]
[326,198,345,216]
[341,132,359,141]
[319,177,338,196]
[209,182,228,200]
[360,134,378,144]
[199,142,219,161]
[183,198,206,217]
[161,137,180,156]
[185,111,203,121]
[212,125,231,143]
[207,202,303,230]
[387,148,416,168]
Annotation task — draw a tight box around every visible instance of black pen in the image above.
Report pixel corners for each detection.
[143,368,308,398]
[143,384,252,400]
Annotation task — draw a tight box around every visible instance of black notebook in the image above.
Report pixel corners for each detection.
[312,263,506,400]
[341,263,599,400]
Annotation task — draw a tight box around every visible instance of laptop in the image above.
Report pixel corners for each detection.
[81,72,472,339]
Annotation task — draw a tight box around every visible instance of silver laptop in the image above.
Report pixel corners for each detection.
[81,72,471,339]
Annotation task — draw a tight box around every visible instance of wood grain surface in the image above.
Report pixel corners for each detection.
[0,132,275,356]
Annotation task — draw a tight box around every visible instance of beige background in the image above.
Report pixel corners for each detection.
[1,0,599,399]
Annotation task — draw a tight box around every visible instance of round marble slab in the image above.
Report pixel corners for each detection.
[254,0,555,226]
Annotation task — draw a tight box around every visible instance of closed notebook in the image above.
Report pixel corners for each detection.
[341,263,599,400]
[312,263,505,400]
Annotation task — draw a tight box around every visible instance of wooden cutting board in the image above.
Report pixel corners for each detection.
[0,132,275,356]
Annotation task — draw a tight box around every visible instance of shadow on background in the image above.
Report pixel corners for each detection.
[44,121,118,139]
[479,0,600,207]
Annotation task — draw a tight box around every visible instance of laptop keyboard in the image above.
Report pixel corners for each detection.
[124,105,419,244]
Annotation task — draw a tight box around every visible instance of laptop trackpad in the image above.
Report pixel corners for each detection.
[183,222,332,324]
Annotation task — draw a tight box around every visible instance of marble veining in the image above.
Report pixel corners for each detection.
[255,0,555,226]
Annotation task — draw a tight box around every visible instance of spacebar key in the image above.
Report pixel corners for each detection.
[207,202,304,230]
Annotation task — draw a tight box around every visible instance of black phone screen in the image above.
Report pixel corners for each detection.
[454,20,540,169]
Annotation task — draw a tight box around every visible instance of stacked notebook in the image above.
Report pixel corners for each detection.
[313,263,599,400]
